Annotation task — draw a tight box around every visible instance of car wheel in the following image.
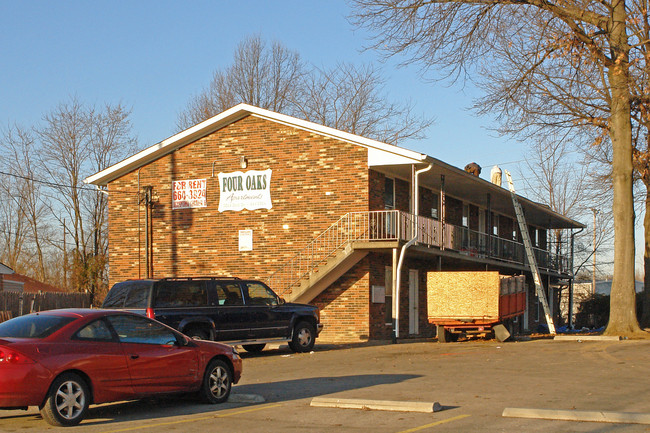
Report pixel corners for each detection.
[187,327,210,340]
[199,359,232,404]
[289,321,315,353]
[242,343,266,353]
[40,373,90,427]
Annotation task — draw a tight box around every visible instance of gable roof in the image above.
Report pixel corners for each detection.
[1,272,67,293]
[84,103,427,186]
[83,103,583,229]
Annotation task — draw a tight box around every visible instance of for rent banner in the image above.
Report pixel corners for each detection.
[217,169,272,212]
[172,178,207,209]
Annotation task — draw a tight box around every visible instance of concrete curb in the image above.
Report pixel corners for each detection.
[310,397,442,413]
[503,408,650,424]
[229,393,266,403]
[553,335,621,341]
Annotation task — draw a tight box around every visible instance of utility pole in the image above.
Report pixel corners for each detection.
[591,208,598,295]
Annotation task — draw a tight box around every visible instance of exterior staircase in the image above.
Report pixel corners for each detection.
[289,246,368,304]
[266,211,404,303]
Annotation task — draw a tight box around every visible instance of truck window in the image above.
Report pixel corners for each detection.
[123,282,151,308]
[104,281,151,308]
[103,283,130,308]
[245,282,278,306]
[154,281,208,308]
[212,283,244,306]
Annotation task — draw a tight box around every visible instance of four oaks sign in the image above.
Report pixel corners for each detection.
[217,169,272,212]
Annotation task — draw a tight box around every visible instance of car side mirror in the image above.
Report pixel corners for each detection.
[279,297,286,305]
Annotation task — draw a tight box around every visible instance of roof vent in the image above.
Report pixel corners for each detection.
[490,165,502,186]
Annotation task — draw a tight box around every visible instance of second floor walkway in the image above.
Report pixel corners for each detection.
[268,210,572,298]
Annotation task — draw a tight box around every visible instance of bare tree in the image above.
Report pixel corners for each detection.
[0,99,135,298]
[294,63,431,143]
[177,35,305,130]
[0,170,29,272]
[519,134,614,283]
[351,0,642,335]
[0,125,47,281]
[38,98,91,292]
[177,35,432,144]
[25,98,136,301]
[84,104,137,302]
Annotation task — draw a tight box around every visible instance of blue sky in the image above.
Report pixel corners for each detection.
[2,1,635,272]
[0,0,521,172]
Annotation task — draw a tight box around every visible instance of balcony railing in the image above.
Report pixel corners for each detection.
[267,210,570,296]
[445,224,570,273]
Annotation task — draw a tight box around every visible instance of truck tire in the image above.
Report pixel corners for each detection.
[186,326,210,340]
[288,321,315,352]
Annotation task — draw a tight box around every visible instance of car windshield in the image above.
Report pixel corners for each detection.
[0,314,76,338]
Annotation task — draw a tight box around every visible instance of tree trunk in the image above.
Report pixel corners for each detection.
[605,0,642,335]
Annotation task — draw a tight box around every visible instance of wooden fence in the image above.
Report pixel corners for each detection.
[0,291,92,322]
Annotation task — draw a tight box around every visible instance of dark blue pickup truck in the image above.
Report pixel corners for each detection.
[102,277,323,353]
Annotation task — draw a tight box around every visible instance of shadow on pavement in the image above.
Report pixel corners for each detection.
[71,373,421,427]
[235,373,421,401]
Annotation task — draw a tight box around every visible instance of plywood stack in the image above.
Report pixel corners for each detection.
[427,271,501,321]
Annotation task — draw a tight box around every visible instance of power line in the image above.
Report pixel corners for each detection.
[0,170,140,195]
[483,158,527,167]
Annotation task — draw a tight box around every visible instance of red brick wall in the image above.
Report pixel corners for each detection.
[313,257,371,342]
[368,252,391,339]
[395,178,411,212]
[469,204,479,231]
[498,213,514,239]
[107,116,369,287]
[419,187,438,219]
[107,116,379,341]
[369,170,385,211]
[445,196,463,226]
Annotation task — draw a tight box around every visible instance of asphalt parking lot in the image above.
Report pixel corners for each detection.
[2,337,650,432]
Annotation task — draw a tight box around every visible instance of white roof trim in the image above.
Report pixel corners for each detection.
[84,103,427,186]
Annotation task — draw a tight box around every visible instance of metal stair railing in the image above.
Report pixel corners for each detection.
[267,210,402,297]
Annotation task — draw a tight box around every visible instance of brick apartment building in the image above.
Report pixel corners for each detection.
[86,104,584,342]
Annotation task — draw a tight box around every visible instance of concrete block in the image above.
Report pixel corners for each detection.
[503,408,650,424]
[493,324,510,342]
[553,335,621,341]
[310,397,441,413]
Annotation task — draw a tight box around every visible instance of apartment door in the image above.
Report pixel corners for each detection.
[408,269,419,335]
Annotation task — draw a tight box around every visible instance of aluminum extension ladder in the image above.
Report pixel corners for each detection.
[504,170,556,334]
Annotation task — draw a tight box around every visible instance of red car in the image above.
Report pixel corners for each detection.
[0,309,242,427]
